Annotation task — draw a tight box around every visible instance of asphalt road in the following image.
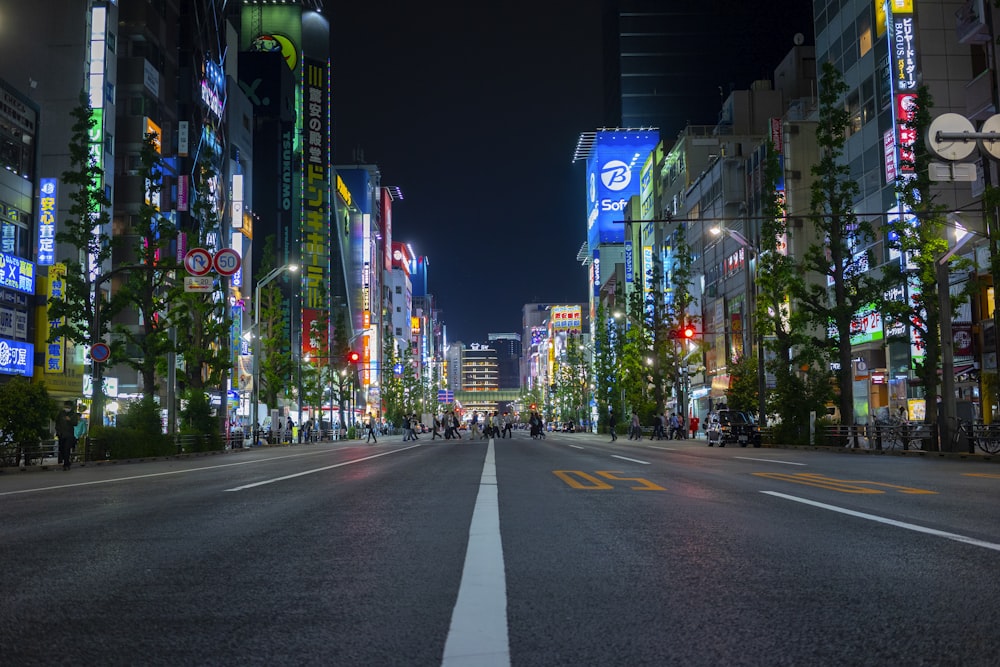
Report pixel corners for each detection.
[3,430,1000,666]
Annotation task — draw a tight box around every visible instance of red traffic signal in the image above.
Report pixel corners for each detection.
[530,403,537,411]
[346,350,361,364]
[669,325,697,339]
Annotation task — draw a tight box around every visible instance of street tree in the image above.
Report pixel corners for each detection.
[47,94,116,424]
[755,139,833,439]
[793,62,895,427]
[168,157,230,392]
[593,303,622,430]
[257,235,294,409]
[885,86,976,427]
[110,130,179,408]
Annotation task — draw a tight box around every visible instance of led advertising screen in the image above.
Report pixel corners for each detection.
[585,130,659,249]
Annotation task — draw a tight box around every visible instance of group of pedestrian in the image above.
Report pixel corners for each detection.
[402,413,422,442]
[433,411,463,440]
[528,411,546,439]
[614,409,700,442]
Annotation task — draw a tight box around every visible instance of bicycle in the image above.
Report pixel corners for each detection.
[973,423,1000,455]
[876,419,925,451]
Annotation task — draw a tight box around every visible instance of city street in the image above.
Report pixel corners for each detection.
[3,432,1000,666]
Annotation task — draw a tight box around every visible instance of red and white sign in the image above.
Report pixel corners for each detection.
[184,248,212,276]
[213,248,241,276]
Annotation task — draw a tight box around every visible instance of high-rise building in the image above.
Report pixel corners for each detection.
[601,0,814,138]
[487,333,521,390]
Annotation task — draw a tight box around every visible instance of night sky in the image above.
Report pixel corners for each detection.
[329,1,814,345]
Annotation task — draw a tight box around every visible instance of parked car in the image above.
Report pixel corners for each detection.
[708,409,761,447]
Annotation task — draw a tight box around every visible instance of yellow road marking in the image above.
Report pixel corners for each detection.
[552,470,665,490]
[963,472,1000,479]
[753,472,936,494]
[553,470,613,489]
[596,471,666,491]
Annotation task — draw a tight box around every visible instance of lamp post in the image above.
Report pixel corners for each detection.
[252,263,298,443]
[711,225,766,426]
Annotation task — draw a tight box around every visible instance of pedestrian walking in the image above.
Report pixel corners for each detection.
[630,411,640,440]
[55,400,79,471]
[503,413,513,438]
[609,409,618,442]
[447,411,462,440]
[366,414,378,443]
[432,414,443,440]
[669,413,681,439]
[470,411,481,440]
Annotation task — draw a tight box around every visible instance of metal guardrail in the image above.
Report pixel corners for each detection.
[821,422,939,451]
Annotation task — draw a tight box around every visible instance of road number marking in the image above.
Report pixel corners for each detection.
[553,470,664,491]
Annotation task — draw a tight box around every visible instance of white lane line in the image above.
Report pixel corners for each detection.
[736,457,805,466]
[762,491,1000,552]
[223,445,421,491]
[442,440,510,667]
[611,455,650,465]
[0,449,334,497]
[568,444,585,450]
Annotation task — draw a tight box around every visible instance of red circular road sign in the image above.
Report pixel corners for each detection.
[91,342,111,363]
[213,248,242,277]
[184,248,213,276]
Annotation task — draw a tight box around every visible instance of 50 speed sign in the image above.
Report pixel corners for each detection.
[213,248,241,276]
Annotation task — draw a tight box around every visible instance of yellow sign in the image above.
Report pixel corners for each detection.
[45,263,67,373]
[336,174,352,207]
[890,0,913,14]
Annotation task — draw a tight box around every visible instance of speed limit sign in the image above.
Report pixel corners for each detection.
[213,248,241,276]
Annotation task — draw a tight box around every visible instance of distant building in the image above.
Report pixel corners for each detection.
[521,303,588,392]
[463,344,499,392]
[487,333,521,390]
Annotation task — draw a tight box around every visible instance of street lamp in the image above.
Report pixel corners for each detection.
[711,225,766,426]
[251,263,298,443]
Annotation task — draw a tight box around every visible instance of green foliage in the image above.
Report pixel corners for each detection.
[552,333,590,424]
[117,397,163,436]
[92,397,173,458]
[48,93,115,350]
[884,86,977,421]
[168,157,230,392]
[179,389,220,450]
[89,424,174,459]
[258,235,294,408]
[795,62,896,427]
[0,379,55,453]
[725,354,759,414]
[110,131,179,398]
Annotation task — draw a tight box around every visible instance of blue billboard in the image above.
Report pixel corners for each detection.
[585,130,659,249]
[0,338,33,377]
[0,252,35,294]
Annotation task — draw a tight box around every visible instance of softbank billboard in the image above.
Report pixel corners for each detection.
[585,130,659,249]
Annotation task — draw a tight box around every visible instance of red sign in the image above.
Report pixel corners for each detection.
[213,248,241,276]
[90,342,111,363]
[184,248,212,276]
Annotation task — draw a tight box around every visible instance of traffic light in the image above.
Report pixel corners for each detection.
[346,350,361,364]
[530,403,537,411]
[669,325,697,339]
